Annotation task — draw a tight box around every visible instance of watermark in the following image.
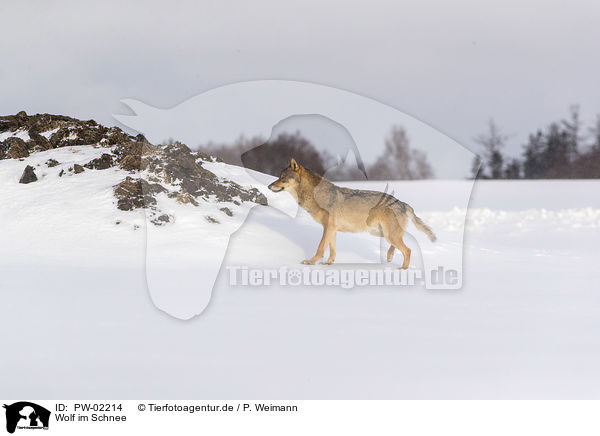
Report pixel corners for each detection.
[227,266,458,289]
[2,402,50,434]
[114,80,476,319]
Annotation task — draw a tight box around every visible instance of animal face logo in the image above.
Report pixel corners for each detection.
[114,80,476,319]
[3,402,50,433]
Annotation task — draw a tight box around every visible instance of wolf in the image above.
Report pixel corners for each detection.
[268,158,436,268]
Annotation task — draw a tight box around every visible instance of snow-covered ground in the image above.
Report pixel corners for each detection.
[1,150,599,398]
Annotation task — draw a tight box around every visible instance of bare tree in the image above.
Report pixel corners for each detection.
[470,154,482,179]
[504,158,521,179]
[241,131,327,176]
[588,114,600,151]
[199,131,333,176]
[198,134,266,166]
[474,119,509,179]
[367,126,433,180]
[561,104,582,162]
[323,152,368,181]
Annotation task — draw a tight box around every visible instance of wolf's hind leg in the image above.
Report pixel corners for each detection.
[383,214,411,269]
[393,238,411,270]
[387,234,411,270]
[387,245,395,262]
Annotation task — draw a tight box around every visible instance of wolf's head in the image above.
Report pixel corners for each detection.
[268,158,302,194]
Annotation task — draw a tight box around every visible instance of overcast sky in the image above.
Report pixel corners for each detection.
[1,0,599,176]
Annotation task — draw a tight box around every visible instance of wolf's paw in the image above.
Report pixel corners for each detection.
[319,260,334,265]
[302,259,316,265]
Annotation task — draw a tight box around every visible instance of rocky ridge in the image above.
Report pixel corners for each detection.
[0,112,267,225]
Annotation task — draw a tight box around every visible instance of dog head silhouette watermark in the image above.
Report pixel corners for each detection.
[3,402,50,434]
[114,80,476,320]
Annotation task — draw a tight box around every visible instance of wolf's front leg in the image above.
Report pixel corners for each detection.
[302,225,331,265]
[320,231,336,265]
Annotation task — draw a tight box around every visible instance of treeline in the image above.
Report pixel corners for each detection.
[198,125,433,181]
[473,106,600,179]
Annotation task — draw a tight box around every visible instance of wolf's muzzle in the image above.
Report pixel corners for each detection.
[268,181,284,192]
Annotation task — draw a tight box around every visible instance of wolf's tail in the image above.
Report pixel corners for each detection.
[408,206,436,242]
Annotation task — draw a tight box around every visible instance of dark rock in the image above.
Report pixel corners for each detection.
[205,216,220,224]
[141,141,268,207]
[114,141,158,171]
[195,149,213,161]
[29,132,50,150]
[19,165,37,184]
[15,111,28,125]
[84,153,114,170]
[73,164,85,174]
[151,214,172,225]
[73,125,105,145]
[107,128,132,145]
[58,169,65,177]
[49,128,69,147]
[28,122,51,150]
[6,138,29,159]
[27,114,61,133]
[114,176,167,211]
[119,154,141,171]
[73,121,108,145]
[1,112,268,227]
[0,113,136,156]
[176,192,199,206]
[0,112,66,137]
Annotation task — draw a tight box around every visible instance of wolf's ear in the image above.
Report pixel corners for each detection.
[289,158,299,171]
